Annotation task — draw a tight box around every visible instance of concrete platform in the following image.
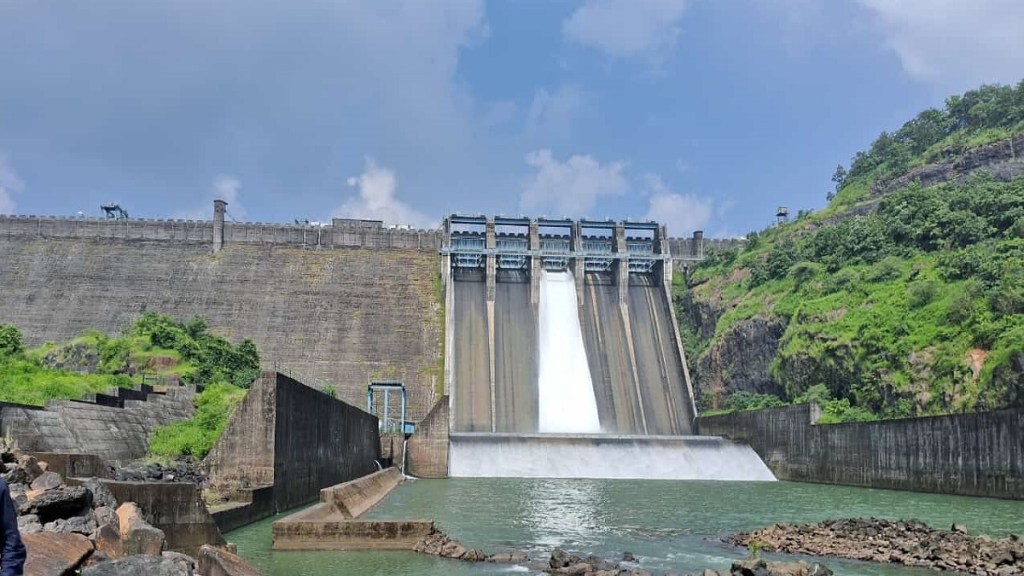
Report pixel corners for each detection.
[271,468,424,551]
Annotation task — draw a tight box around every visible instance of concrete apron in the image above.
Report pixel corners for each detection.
[272,467,431,550]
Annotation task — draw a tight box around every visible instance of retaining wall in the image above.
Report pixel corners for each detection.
[697,405,1024,499]
[204,372,381,529]
[1,387,196,463]
[406,396,449,478]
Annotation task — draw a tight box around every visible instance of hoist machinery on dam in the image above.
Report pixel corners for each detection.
[439,215,772,480]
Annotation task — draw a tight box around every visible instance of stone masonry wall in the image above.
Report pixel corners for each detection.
[406,396,449,478]
[1,386,196,463]
[0,235,444,420]
[697,404,1024,499]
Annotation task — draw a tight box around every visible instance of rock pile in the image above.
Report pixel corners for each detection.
[108,458,205,484]
[1,444,257,575]
[729,518,1024,576]
[413,529,832,576]
[685,558,832,576]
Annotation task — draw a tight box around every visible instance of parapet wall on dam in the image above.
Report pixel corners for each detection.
[697,404,1024,499]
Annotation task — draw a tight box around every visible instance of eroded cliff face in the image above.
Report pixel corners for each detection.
[679,288,786,409]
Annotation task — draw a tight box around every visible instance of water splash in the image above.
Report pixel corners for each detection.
[537,271,601,433]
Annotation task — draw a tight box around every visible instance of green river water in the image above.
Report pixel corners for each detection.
[228,479,1024,576]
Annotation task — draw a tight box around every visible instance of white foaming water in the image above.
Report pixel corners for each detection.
[537,271,601,433]
[448,434,777,480]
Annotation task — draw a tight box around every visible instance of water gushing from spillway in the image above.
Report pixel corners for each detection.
[537,271,601,433]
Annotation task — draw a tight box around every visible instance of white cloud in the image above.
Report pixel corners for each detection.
[642,175,711,236]
[525,85,588,141]
[563,0,688,59]
[334,157,434,229]
[0,155,24,215]
[175,174,246,221]
[856,0,1024,90]
[520,149,628,217]
[212,175,246,221]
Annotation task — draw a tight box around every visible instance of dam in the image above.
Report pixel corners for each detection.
[441,215,772,480]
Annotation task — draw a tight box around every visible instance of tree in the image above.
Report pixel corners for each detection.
[831,164,847,191]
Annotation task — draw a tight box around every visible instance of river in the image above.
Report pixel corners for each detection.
[227,478,1024,575]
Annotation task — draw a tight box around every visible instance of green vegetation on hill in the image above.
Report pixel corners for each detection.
[684,82,1024,420]
[0,314,260,458]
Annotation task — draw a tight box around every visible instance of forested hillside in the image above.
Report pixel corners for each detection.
[679,82,1024,421]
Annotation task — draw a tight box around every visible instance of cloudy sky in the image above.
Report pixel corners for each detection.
[1,1,1022,237]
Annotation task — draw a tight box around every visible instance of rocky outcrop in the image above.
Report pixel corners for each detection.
[696,317,786,402]
[730,518,1024,575]
[874,134,1024,197]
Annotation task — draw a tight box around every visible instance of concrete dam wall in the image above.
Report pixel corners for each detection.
[697,404,1024,499]
[0,216,444,420]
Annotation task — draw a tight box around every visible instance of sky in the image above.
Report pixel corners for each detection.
[1,1,1023,238]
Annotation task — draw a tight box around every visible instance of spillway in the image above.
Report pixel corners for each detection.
[451,270,491,432]
[443,215,773,481]
[537,271,601,433]
[493,271,537,433]
[581,273,644,434]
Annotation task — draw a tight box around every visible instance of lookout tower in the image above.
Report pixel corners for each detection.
[776,206,789,225]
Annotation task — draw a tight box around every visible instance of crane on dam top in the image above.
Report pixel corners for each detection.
[101,203,129,220]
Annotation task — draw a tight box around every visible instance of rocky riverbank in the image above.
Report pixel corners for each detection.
[729,518,1023,576]
[2,443,258,575]
[413,528,833,576]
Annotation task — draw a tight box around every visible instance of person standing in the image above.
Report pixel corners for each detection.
[0,478,25,576]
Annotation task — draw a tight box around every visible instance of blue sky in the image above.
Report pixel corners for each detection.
[1,1,1023,237]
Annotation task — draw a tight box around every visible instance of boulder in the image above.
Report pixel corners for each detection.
[550,547,572,568]
[18,454,44,481]
[17,513,42,535]
[162,550,197,575]
[84,477,118,509]
[94,523,127,560]
[82,554,190,576]
[22,532,94,576]
[94,506,119,531]
[3,462,29,485]
[117,502,165,556]
[31,471,62,491]
[44,513,97,535]
[30,485,92,523]
[196,544,263,576]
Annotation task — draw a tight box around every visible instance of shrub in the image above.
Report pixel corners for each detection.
[724,391,788,412]
[0,325,23,358]
[908,280,939,308]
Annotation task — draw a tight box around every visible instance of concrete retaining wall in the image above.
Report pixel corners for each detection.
[406,396,449,478]
[321,467,403,519]
[272,517,433,551]
[1,387,196,464]
[204,372,381,530]
[697,405,1024,499]
[66,478,225,556]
